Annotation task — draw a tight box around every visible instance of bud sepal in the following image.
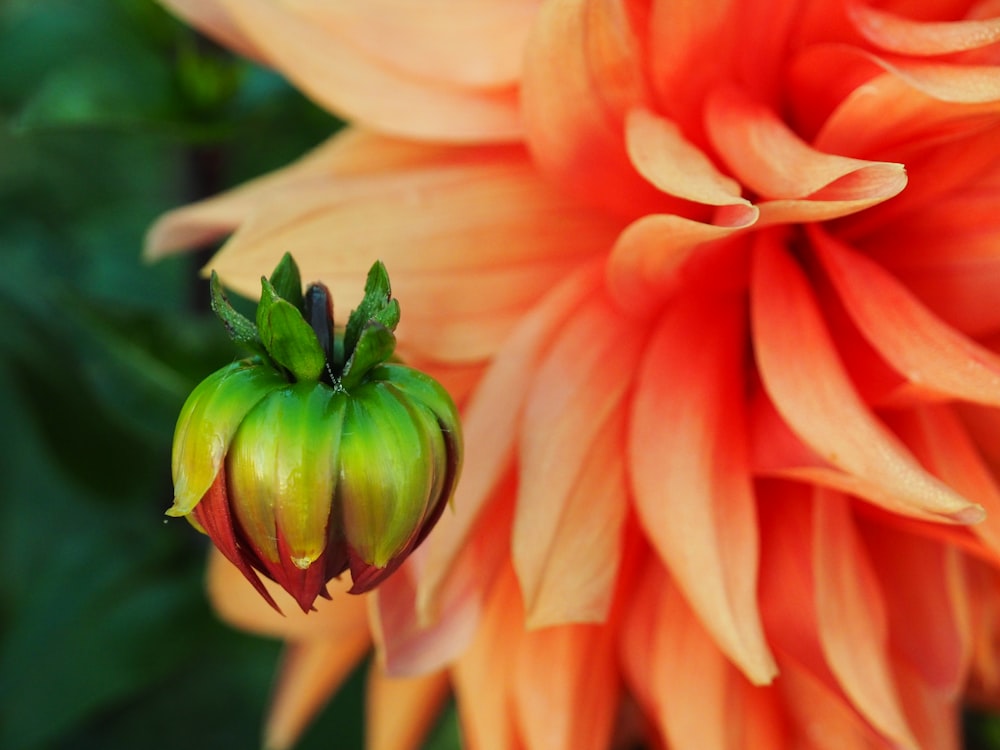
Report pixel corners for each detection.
[169,254,463,612]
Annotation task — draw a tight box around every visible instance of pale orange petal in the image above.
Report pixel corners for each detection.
[631,290,776,684]
[264,636,371,750]
[145,129,463,259]
[812,490,917,749]
[624,106,749,207]
[815,228,1000,407]
[646,564,741,750]
[514,291,642,626]
[859,514,970,696]
[848,1,1000,56]
[369,557,480,676]
[210,156,620,363]
[452,567,523,750]
[605,210,758,314]
[366,667,450,750]
[206,548,372,641]
[707,86,906,204]
[799,44,1000,105]
[288,0,538,89]
[513,622,618,750]
[522,0,660,213]
[216,0,521,142]
[417,265,602,621]
[750,234,983,523]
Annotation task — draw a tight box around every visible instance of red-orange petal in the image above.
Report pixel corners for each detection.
[815,228,1000,407]
[750,232,983,523]
[631,289,777,684]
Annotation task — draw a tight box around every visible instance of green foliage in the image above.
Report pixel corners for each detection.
[0,1,405,749]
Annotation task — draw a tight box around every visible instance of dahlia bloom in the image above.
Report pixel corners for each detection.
[150,1,1000,748]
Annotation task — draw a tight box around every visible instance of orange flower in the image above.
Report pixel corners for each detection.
[150,1,1000,748]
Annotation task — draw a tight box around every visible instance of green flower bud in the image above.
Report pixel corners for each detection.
[169,254,462,612]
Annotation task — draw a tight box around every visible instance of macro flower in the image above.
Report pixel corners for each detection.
[169,254,462,613]
[150,1,1000,749]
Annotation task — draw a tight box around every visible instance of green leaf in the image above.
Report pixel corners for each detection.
[343,261,400,361]
[268,252,304,311]
[257,278,327,382]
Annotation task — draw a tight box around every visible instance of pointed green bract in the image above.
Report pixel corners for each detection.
[257,277,327,382]
[268,252,304,312]
[169,360,286,516]
[340,321,396,392]
[343,261,400,363]
[209,271,268,358]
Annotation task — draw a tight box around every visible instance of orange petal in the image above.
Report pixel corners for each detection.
[522,0,661,213]
[417,265,602,621]
[892,660,961,750]
[706,86,906,203]
[452,566,524,750]
[815,228,1000,407]
[512,622,618,750]
[264,636,371,750]
[631,289,776,684]
[365,667,450,750]
[858,514,970,696]
[216,0,521,142]
[776,654,887,750]
[636,563,743,749]
[514,292,643,626]
[368,558,480,676]
[847,1,1000,55]
[647,0,744,123]
[815,71,1000,160]
[206,548,372,641]
[811,489,916,749]
[750,234,983,523]
[605,210,758,314]
[624,106,749,207]
[887,404,1000,555]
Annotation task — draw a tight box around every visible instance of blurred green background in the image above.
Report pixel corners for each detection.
[0,1,997,749]
[0,1,461,748]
